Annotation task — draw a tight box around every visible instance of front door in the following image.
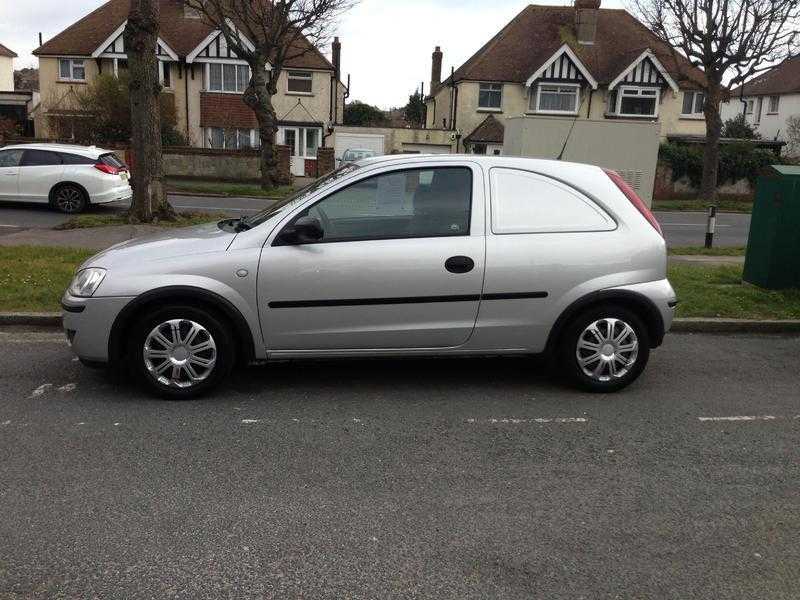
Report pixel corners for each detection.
[259,164,485,351]
[0,149,23,200]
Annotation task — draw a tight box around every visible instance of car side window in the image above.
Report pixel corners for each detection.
[0,149,24,168]
[293,167,473,243]
[21,150,63,167]
[60,153,95,165]
[490,167,615,234]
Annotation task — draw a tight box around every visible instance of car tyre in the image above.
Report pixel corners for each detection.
[559,304,650,393]
[51,184,88,214]
[128,305,235,400]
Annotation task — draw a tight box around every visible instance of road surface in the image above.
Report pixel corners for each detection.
[0,329,798,599]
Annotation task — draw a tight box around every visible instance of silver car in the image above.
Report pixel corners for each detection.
[62,155,676,399]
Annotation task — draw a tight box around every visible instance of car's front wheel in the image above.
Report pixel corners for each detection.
[51,184,87,214]
[129,305,235,400]
[559,305,650,393]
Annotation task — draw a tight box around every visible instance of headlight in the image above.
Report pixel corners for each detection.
[68,268,107,298]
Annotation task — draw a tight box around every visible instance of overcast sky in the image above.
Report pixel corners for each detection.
[1,0,625,108]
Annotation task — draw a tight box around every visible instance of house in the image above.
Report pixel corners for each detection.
[0,43,15,91]
[0,42,38,137]
[720,56,800,155]
[32,0,346,176]
[425,1,708,154]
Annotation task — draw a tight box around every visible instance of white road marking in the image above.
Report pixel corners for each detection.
[77,422,86,426]
[0,224,21,228]
[241,419,261,424]
[467,417,588,424]
[1,420,10,426]
[58,383,77,393]
[662,222,732,228]
[114,422,121,426]
[352,418,362,423]
[29,383,53,398]
[698,416,777,422]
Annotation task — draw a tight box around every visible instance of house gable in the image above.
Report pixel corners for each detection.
[187,29,255,64]
[525,44,598,89]
[92,21,178,61]
[608,50,678,92]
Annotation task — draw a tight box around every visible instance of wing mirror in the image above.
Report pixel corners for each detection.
[278,215,324,245]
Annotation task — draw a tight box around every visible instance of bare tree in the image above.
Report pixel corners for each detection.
[124,0,176,222]
[184,0,354,189]
[631,0,799,200]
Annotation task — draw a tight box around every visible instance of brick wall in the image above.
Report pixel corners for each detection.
[317,146,335,176]
[200,93,259,129]
[163,145,292,183]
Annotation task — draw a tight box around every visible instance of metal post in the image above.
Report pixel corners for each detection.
[705,205,717,249]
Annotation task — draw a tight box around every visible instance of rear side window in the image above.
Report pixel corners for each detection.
[21,150,62,167]
[0,149,24,167]
[490,168,615,234]
[60,153,95,165]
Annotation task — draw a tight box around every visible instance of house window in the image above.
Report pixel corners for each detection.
[159,62,172,88]
[616,86,659,117]
[745,99,754,114]
[304,128,320,158]
[206,127,257,150]
[58,58,86,82]
[287,71,313,94]
[681,91,704,115]
[534,84,580,114]
[207,63,249,93]
[768,95,780,113]
[478,83,502,110]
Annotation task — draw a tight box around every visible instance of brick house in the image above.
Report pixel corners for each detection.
[32,0,346,176]
[426,1,708,154]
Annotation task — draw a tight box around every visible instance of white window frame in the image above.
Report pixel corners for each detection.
[768,95,780,114]
[287,71,314,95]
[478,83,503,111]
[206,62,250,94]
[532,83,581,115]
[205,127,260,150]
[58,58,86,82]
[681,90,705,117]
[745,99,754,115]
[616,85,659,118]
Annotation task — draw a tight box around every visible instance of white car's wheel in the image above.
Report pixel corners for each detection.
[51,184,87,214]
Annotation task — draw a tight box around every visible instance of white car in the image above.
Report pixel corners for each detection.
[0,143,132,213]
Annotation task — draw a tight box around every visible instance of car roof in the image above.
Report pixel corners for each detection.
[354,153,605,176]
[0,143,111,158]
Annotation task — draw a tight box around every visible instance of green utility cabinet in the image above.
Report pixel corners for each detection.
[743,165,800,289]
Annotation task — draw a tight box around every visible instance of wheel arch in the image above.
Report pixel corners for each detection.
[108,286,256,366]
[545,289,666,355]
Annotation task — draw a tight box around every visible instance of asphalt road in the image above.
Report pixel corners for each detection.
[1,330,798,599]
[0,198,751,248]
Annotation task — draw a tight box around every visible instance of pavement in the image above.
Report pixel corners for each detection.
[0,199,752,249]
[1,330,799,599]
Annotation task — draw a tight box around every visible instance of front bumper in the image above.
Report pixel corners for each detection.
[62,294,135,363]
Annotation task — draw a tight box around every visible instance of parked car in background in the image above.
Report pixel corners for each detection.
[339,148,377,166]
[0,143,131,213]
[62,155,675,399]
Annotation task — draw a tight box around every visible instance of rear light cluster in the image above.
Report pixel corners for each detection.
[603,169,663,237]
[94,153,129,176]
[94,163,121,175]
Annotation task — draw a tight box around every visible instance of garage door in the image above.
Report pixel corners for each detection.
[401,143,452,155]
[334,133,386,160]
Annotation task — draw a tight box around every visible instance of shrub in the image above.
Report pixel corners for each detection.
[659,142,785,186]
[722,113,761,139]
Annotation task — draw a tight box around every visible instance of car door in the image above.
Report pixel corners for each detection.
[0,149,24,200]
[18,149,64,203]
[259,163,486,351]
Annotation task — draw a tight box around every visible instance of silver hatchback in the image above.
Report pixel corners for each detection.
[62,155,676,399]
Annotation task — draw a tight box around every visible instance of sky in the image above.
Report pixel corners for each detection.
[1,0,624,109]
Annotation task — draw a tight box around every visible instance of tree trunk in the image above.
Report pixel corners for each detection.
[700,80,723,202]
[124,0,175,222]
[244,59,287,190]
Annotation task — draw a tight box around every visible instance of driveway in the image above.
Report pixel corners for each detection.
[0,330,798,599]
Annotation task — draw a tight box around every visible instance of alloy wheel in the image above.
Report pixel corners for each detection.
[143,319,217,389]
[55,187,84,213]
[575,318,639,382]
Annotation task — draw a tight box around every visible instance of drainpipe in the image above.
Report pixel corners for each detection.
[184,62,191,142]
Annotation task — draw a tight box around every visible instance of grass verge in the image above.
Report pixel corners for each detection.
[0,246,95,312]
[668,246,746,256]
[653,198,753,213]
[167,179,295,199]
[669,264,800,319]
[55,212,221,230]
[1,249,798,319]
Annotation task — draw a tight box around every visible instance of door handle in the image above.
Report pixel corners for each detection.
[445,256,475,274]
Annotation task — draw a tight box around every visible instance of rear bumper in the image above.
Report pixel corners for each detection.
[611,278,677,342]
[90,184,132,205]
[62,294,135,363]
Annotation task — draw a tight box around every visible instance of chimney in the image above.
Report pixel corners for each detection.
[575,0,601,45]
[332,37,342,80]
[431,46,443,91]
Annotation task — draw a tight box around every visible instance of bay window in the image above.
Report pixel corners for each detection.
[534,84,580,114]
[207,63,250,93]
[58,59,86,82]
[615,86,659,117]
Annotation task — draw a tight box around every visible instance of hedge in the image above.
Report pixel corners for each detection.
[659,142,787,187]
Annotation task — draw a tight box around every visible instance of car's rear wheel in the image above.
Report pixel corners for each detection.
[559,305,650,393]
[51,184,87,214]
[129,305,235,400]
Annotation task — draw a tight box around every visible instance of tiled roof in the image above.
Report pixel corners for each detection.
[464,114,505,144]
[33,0,333,71]
[0,43,17,58]
[433,4,705,94]
[730,56,800,97]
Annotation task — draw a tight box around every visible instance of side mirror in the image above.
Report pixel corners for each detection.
[278,215,324,245]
